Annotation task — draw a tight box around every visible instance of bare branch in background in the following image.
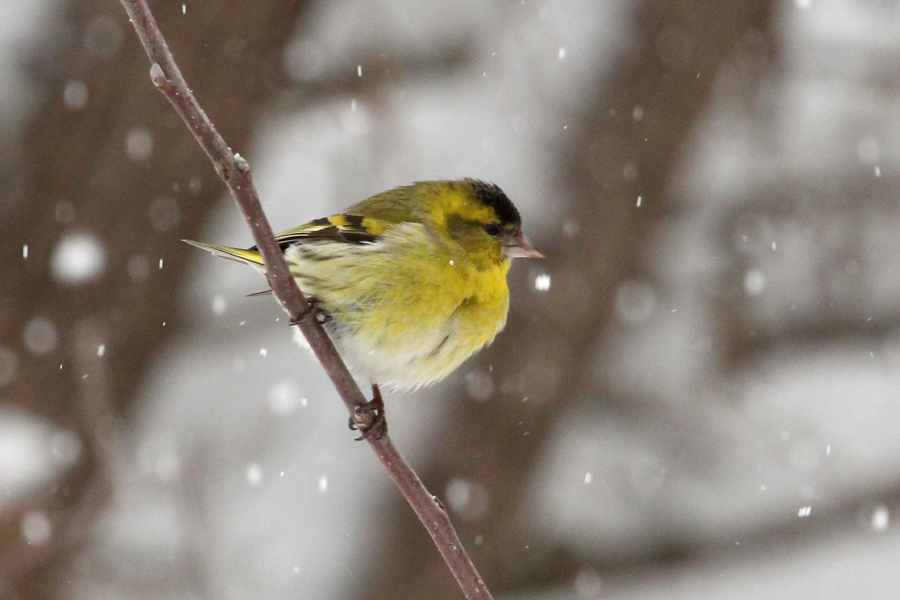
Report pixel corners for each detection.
[118,0,493,597]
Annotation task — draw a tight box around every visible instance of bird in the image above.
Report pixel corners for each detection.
[185,179,542,437]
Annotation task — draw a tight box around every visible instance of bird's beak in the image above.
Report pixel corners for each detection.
[504,231,544,259]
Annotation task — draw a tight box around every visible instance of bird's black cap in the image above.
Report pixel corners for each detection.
[466,179,521,229]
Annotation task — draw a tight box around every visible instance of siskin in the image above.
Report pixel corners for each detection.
[185,179,542,407]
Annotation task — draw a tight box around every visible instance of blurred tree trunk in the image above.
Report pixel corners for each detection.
[0,0,308,597]
[359,1,777,598]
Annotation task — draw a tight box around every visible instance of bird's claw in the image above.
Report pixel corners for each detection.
[349,384,387,440]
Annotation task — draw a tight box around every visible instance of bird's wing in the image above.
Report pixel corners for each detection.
[183,214,396,266]
[266,214,391,250]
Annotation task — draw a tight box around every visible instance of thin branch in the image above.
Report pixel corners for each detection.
[117,1,492,598]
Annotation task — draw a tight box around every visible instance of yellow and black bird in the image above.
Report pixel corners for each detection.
[185,179,542,409]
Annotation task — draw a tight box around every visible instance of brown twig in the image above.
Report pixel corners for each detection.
[117,0,492,598]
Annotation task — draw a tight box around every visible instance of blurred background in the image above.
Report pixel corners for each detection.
[3,0,900,598]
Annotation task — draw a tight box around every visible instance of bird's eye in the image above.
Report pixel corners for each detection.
[484,223,501,237]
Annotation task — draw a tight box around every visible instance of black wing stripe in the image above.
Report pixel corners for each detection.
[251,216,380,253]
[275,226,379,249]
[343,214,366,229]
[341,230,379,243]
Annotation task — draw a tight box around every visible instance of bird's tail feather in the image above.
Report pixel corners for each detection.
[182,239,265,268]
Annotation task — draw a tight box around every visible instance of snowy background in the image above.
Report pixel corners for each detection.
[3,0,900,598]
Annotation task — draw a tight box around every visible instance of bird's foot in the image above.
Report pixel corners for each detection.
[349,384,387,440]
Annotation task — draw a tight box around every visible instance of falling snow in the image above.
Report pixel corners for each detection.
[212,295,228,315]
[148,196,181,231]
[63,80,88,110]
[465,370,495,401]
[51,232,107,284]
[267,381,303,415]
[49,430,82,468]
[23,318,58,355]
[743,269,766,296]
[870,505,890,532]
[21,510,52,545]
[246,463,263,485]
[125,128,153,161]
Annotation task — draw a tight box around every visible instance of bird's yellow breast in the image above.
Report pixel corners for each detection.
[286,222,510,388]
